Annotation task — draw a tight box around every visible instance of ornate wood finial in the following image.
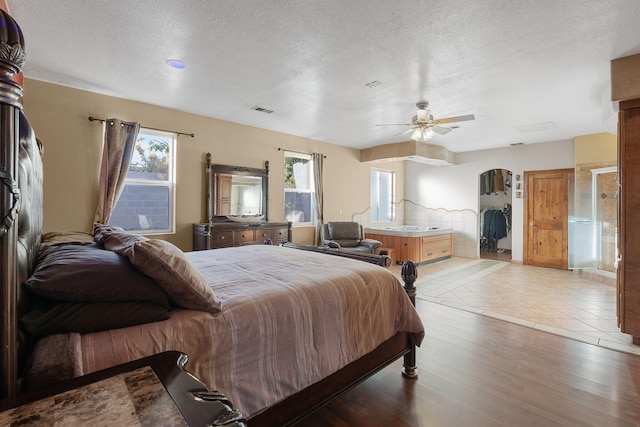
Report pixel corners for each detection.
[0,10,25,108]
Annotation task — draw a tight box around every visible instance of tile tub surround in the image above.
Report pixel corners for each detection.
[364,225,453,238]
[353,200,478,258]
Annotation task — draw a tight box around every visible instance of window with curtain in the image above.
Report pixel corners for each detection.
[109,128,176,233]
[370,168,395,222]
[284,151,315,224]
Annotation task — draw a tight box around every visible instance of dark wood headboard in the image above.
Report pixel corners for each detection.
[0,10,43,399]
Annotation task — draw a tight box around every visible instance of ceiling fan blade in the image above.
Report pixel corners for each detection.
[393,127,415,137]
[432,125,452,135]
[435,114,475,124]
[376,123,413,127]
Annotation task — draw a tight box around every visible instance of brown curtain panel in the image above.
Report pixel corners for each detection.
[93,119,141,225]
[312,153,324,246]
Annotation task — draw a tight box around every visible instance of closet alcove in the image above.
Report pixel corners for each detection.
[479,168,513,261]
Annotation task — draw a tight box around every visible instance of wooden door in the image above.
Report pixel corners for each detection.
[524,168,573,269]
[617,99,640,343]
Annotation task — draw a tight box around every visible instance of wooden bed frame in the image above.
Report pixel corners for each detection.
[0,10,419,425]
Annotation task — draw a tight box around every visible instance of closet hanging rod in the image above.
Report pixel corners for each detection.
[88,116,195,138]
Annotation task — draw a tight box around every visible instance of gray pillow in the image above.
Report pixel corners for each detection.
[24,243,170,308]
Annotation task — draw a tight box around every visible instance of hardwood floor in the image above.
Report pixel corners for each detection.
[299,300,640,426]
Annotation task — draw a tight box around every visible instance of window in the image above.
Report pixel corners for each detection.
[284,151,315,224]
[371,168,395,222]
[109,128,176,234]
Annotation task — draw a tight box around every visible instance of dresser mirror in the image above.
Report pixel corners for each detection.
[205,153,269,221]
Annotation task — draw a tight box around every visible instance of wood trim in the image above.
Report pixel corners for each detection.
[620,98,640,110]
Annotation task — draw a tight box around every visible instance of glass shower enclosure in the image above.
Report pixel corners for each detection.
[569,166,618,275]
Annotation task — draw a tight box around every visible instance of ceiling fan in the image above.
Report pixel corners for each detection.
[377,101,475,142]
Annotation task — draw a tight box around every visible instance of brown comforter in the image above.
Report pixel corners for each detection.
[36,245,424,417]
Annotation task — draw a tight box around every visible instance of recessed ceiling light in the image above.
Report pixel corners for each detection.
[167,60,185,69]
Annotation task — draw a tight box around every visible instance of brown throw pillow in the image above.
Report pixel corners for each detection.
[114,239,222,314]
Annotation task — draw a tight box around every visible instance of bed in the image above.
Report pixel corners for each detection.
[0,9,424,426]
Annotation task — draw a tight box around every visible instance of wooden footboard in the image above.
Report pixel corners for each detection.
[248,332,412,426]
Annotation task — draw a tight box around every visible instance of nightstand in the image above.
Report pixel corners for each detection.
[0,351,246,426]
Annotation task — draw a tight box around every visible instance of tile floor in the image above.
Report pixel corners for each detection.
[389,256,640,356]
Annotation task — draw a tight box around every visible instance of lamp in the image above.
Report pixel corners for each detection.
[410,126,435,142]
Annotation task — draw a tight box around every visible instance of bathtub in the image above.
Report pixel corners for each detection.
[364,225,453,238]
[365,225,454,264]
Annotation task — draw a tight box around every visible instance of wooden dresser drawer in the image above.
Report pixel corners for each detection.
[211,230,233,247]
[256,228,273,242]
[234,229,255,243]
[271,227,290,243]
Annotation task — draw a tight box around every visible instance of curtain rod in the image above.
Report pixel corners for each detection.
[88,116,195,138]
[277,147,326,158]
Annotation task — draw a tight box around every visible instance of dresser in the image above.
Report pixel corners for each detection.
[193,221,292,251]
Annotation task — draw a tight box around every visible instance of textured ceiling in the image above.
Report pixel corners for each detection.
[7,0,640,153]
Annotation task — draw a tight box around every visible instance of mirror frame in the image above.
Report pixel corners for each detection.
[205,152,269,221]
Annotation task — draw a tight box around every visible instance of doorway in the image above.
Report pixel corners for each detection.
[479,168,512,262]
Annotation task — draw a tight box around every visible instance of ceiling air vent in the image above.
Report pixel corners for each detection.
[510,142,524,146]
[251,106,274,114]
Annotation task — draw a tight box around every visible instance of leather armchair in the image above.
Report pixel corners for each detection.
[321,221,382,255]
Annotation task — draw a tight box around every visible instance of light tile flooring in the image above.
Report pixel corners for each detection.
[389,256,640,356]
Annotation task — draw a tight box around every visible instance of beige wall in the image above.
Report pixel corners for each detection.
[22,79,404,251]
[574,132,617,164]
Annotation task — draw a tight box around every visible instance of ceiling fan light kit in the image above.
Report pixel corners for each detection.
[410,127,435,142]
